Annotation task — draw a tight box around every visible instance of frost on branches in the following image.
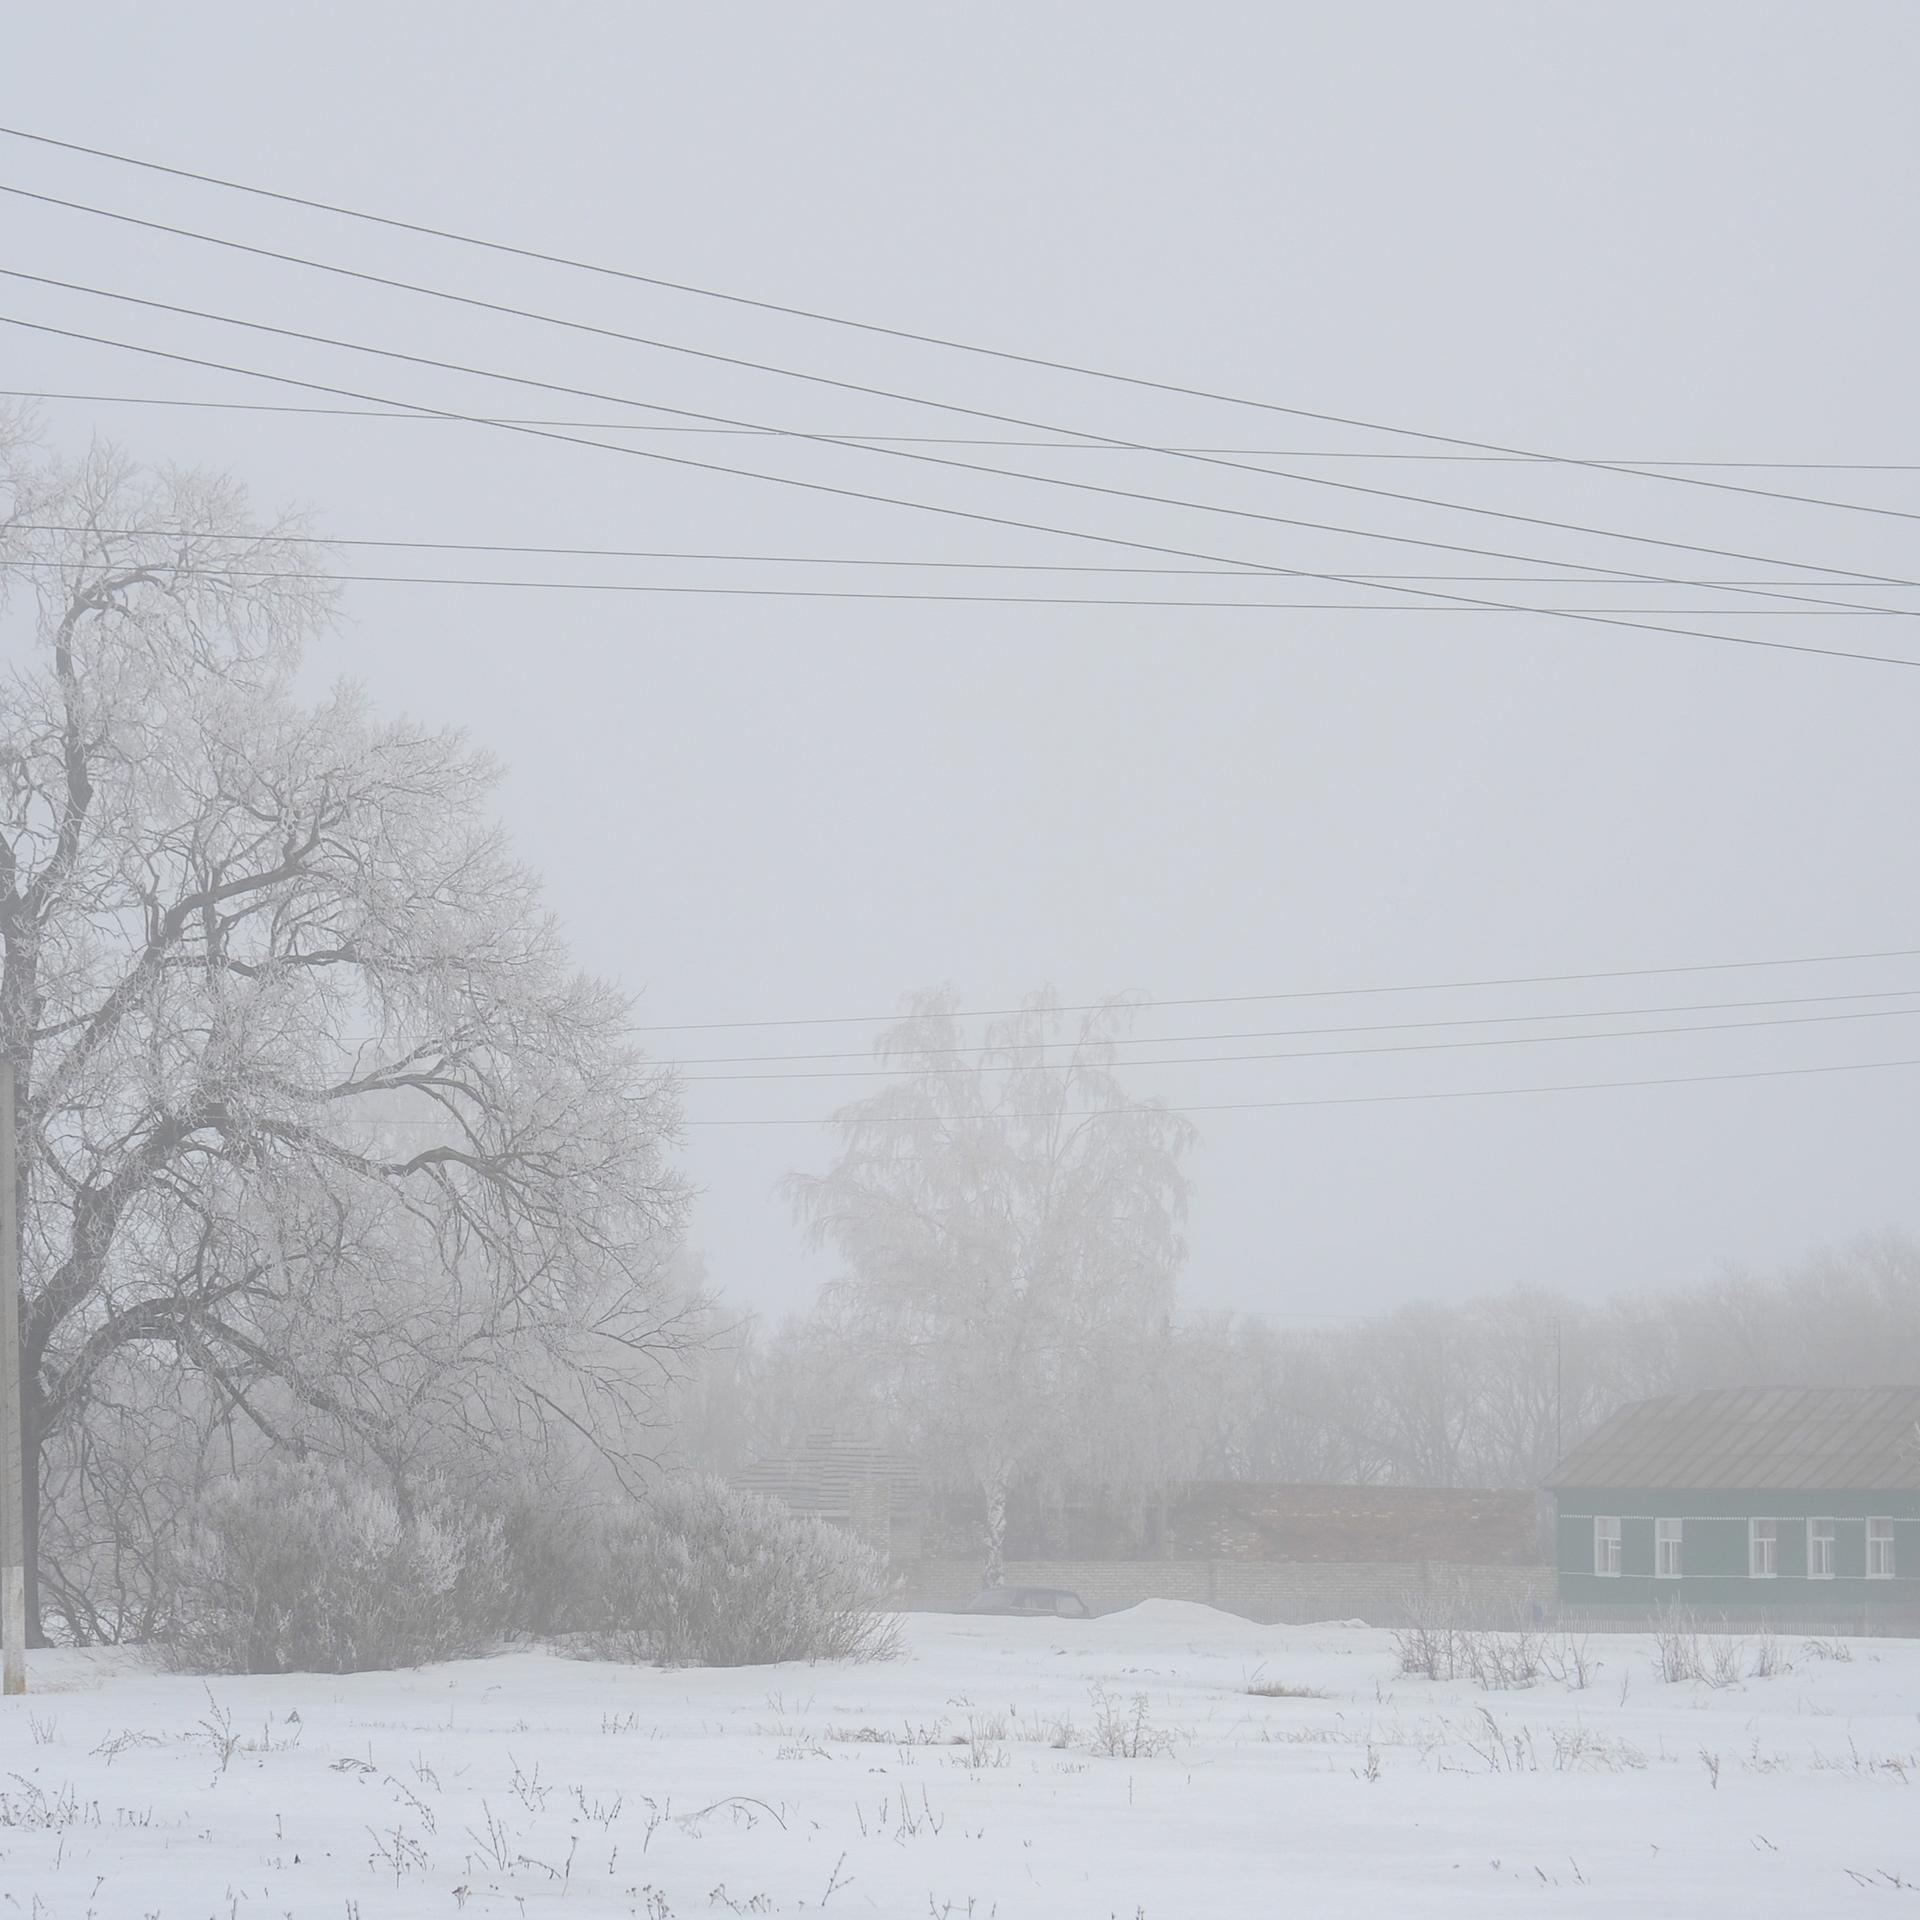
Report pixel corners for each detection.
[0,443,690,1643]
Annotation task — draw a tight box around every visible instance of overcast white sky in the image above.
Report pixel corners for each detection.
[3,2,1916,1322]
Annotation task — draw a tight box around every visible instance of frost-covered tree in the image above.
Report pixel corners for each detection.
[0,444,689,1640]
[789,991,1193,1584]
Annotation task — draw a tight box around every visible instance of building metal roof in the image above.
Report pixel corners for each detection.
[1545,1386,1920,1492]
[1168,1483,1541,1566]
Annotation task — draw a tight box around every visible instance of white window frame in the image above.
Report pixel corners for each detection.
[1867,1517,1896,1581]
[1749,1517,1778,1580]
[1807,1517,1835,1581]
[1593,1515,1622,1577]
[1655,1517,1683,1579]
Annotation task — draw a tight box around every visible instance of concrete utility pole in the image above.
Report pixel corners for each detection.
[1,1060,25,1694]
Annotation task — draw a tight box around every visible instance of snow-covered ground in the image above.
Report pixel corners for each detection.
[2,1601,1915,1916]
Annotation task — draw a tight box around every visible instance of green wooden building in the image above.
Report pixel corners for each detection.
[1547,1386,1920,1631]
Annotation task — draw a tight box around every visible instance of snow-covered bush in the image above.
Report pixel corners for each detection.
[493,1485,598,1637]
[161,1459,512,1673]
[589,1475,901,1667]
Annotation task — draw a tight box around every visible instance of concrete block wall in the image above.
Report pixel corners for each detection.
[897,1557,1553,1628]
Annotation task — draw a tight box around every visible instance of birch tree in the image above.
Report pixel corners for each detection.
[789,992,1192,1584]
[0,444,689,1640]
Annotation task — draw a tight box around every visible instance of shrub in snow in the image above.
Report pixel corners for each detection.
[1649,1603,1750,1689]
[1085,1683,1180,1758]
[589,1475,901,1667]
[1393,1617,1546,1688]
[161,1459,512,1674]
[490,1479,603,1637]
[1390,1577,1598,1692]
[1650,1603,1703,1683]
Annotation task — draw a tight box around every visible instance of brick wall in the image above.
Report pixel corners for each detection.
[898,1557,1553,1628]
[923,1481,1546,1563]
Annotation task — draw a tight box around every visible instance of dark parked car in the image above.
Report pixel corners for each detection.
[959,1585,1090,1618]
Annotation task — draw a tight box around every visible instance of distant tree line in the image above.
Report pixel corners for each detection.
[692,1231,1920,1552]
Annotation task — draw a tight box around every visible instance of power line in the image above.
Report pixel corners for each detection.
[10,518,1909,590]
[625,947,1920,1034]
[650,984,1920,1066]
[674,1004,1920,1082]
[675,1055,1920,1125]
[2,121,1907,523]
[10,556,1909,615]
[6,316,1917,674]
[5,267,1904,627]
[4,390,1916,470]
[8,180,1916,542]
[331,1046,1920,1127]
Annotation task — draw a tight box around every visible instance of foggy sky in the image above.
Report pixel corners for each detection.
[4,1,1916,1322]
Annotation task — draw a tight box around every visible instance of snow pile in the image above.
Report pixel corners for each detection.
[1097,1597,1255,1630]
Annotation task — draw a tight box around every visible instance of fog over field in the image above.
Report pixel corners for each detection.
[2,4,1917,1913]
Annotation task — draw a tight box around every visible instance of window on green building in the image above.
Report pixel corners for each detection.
[1655,1517,1682,1578]
[1807,1518,1835,1580]
[1868,1518,1896,1580]
[1593,1516,1622,1577]
[1749,1518,1778,1579]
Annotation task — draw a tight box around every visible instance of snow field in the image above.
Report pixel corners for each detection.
[1,1599,1915,1917]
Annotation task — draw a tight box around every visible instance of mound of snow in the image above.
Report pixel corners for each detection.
[1097,1599,1261,1631]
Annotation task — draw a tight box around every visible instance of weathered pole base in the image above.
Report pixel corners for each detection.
[1,1563,23,1694]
